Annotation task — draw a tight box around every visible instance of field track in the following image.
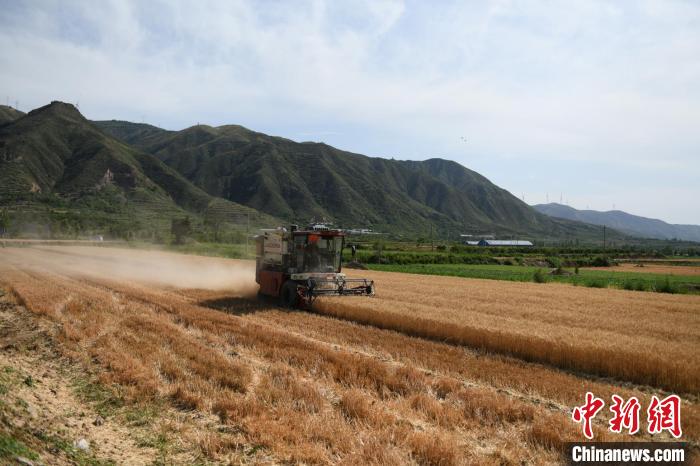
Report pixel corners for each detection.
[1,246,698,464]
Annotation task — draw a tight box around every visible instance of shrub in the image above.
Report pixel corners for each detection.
[532,269,547,283]
[620,280,645,292]
[655,277,677,294]
[545,257,561,268]
[591,256,611,267]
[585,280,607,288]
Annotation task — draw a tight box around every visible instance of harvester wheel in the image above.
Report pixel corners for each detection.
[280,280,299,308]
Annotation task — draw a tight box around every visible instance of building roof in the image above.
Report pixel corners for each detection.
[479,239,533,246]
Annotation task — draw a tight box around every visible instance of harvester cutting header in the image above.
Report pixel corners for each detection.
[255,224,374,308]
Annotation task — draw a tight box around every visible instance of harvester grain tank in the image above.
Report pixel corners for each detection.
[255,225,374,308]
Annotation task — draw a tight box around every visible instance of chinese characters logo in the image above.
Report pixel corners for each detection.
[572,392,681,439]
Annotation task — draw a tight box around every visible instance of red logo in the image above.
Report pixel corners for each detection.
[572,393,682,439]
[609,395,641,435]
[647,395,682,438]
[572,392,605,439]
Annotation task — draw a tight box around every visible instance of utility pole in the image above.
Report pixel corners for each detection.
[430,224,434,251]
[603,225,606,250]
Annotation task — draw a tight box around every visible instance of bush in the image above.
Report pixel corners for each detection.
[532,269,547,283]
[655,277,677,294]
[591,256,611,267]
[621,280,646,292]
[585,280,607,289]
[545,257,562,268]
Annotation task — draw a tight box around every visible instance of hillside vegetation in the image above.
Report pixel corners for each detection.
[96,119,617,240]
[0,102,274,238]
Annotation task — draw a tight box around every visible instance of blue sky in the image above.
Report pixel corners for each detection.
[1,0,699,223]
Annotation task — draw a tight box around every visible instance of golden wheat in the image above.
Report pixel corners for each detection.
[318,268,700,393]
[1,246,697,465]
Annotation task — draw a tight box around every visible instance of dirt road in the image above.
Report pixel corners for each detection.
[1,246,698,464]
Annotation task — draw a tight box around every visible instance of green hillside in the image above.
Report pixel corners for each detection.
[94,119,170,147]
[0,102,273,238]
[96,120,616,240]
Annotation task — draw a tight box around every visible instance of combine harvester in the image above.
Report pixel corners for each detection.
[255,224,374,309]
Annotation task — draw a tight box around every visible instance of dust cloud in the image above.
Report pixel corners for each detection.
[0,246,258,296]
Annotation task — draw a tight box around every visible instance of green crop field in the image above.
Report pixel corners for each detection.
[367,263,700,294]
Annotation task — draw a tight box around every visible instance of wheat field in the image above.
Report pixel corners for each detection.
[1,246,698,465]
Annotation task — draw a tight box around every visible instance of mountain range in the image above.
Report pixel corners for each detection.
[0,102,270,236]
[94,118,609,239]
[533,203,700,243]
[0,101,627,240]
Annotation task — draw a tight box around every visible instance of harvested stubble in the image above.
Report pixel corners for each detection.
[1,246,698,464]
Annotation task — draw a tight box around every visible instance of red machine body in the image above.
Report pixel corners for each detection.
[255,225,374,308]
